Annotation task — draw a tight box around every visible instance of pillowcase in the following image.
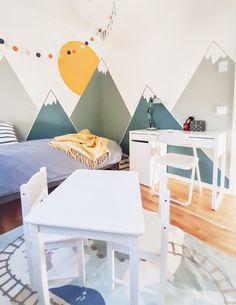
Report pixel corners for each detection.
[0,121,19,144]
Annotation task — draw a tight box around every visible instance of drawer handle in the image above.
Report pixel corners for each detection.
[131,140,149,143]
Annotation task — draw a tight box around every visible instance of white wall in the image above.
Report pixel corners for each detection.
[102,0,236,114]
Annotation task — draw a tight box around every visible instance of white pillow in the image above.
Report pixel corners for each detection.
[0,121,19,144]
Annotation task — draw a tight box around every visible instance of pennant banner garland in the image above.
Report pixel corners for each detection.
[0,1,116,61]
[0,37,95,60]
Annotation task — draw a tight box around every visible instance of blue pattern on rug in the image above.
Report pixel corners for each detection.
[50,285,106,305]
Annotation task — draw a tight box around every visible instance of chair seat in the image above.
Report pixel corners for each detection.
[159,153,198,170]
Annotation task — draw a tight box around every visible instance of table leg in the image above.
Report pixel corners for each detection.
[30,224,50,305]
[107,242,115,291]
[129,237,139,305]
[77,239,85,287]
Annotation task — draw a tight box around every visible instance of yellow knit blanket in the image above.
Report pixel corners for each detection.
[49,129,109,169]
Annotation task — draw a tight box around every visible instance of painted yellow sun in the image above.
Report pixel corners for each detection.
[58,41,99,96]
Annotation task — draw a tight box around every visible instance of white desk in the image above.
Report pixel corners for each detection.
[129,129,227,210]
[24,170,145,305]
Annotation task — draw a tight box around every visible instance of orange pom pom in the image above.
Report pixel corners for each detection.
[48,53,53,59]
[12,45,18,51]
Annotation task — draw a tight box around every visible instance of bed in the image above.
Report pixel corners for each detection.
[0,138,122,204]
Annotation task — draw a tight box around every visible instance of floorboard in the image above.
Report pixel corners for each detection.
[1,179,236,258]
[142,178,236,258]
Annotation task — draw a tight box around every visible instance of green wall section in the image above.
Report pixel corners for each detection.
[100,69,131,143]
[70,63,131,143]
[27,91,77,140]
[120,87,229,187]
[70,69,103,135]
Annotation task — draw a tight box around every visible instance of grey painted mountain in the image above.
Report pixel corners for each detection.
[0,54,38,141]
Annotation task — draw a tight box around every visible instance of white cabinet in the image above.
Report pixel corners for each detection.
[129,130,158,187]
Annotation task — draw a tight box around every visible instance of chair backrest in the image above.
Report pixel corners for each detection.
[20,167,48,218]
[156,129,197,158]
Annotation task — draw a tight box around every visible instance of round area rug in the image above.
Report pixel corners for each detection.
[0,228,236,305]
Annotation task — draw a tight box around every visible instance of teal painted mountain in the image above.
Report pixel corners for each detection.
[27,91,77,140]
[70,59,131,143]
[120,86,229,187]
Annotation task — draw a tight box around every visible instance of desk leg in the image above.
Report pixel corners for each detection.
[129,237,139,305]
[30,225,50,305]
[220,151,226,195]
[212,143,219,210]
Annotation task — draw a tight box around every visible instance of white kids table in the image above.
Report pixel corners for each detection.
[24,169,145,305]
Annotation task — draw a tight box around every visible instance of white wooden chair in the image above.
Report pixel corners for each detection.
[20,167,85,289]
[153,129,202,206]
[107,167,184,305]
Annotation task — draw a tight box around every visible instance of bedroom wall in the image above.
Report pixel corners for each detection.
[0,0,236,192]
[101,0,236,193]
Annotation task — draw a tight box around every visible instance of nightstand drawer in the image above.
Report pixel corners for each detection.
[130,132,156,143]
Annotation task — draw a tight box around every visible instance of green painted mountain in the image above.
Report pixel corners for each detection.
[27,91,77,140]
[70,60,131,143]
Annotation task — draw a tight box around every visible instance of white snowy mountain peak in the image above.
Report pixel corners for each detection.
[205,42,227,64]
[98,59,108,75]
[44,91,57,106]
[143,86,155,103]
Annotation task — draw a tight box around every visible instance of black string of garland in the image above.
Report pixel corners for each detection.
[0,2,116,60]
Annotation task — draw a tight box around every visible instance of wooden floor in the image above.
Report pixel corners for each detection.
[0,199,22,234]
[142,178,236,258]
[1,178,236,258]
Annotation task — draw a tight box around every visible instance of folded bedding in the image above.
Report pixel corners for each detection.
[0,138,122,199]
[49,129,109,169]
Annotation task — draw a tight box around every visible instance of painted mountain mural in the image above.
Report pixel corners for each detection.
[70,59,131,143]
[172,42,235,178]
[120,86,180,155]
[27,90,77,140]
[120,85,229,187]
[0,52,38,141]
